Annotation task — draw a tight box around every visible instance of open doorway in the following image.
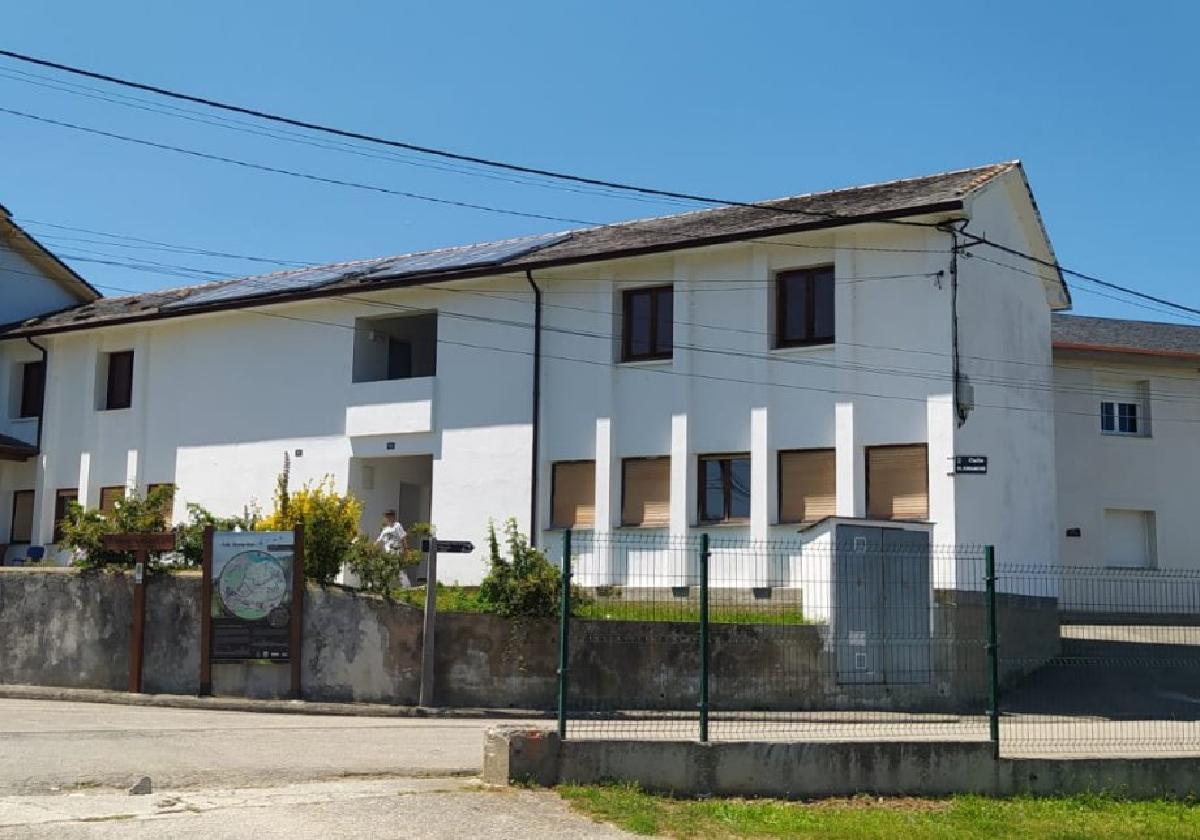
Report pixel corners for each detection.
[349,454,433,584]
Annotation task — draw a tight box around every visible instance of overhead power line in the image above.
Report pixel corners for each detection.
[0,106,596,226]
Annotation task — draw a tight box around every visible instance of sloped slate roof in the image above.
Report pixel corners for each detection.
[1052,314,1200,358]
[3,161,1019,337]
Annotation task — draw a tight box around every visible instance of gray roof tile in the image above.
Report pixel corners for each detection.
[1052,314,1200,357]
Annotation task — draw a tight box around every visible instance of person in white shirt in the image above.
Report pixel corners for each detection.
[375,510,411,587]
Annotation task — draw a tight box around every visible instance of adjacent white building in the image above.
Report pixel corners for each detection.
[0,162,1190,590]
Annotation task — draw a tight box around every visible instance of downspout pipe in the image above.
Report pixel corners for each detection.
[25,336,48,453]
[526,270,542,546]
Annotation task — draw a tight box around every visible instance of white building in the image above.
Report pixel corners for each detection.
[0,161,1182,588]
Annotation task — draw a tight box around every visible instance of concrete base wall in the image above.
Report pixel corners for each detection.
[0,569,1060,710]
[484,728,1200,800]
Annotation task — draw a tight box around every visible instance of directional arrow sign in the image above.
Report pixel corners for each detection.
[421,539,475,554]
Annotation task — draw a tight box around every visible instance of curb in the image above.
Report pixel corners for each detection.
[0,683,552,719]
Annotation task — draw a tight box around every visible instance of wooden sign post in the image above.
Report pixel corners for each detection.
[101,531,176,694]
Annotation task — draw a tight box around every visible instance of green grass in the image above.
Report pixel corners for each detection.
[394,584,808,625]
[573,601,810,625]
[560,784,1200,839]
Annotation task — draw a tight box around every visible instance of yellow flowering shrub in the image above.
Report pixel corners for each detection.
[257,475,362,584]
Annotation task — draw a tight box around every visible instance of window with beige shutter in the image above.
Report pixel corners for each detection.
[621,457,670,527]
[9,490,34,544]
[551,462,596,529]
[99,486,126,517]
[867,444,929,520]
[778,449,836,523]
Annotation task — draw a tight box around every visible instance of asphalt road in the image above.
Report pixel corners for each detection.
[0,699,544,794]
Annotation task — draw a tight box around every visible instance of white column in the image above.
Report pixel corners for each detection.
[669,412,690,536]
[125,449,140,495]
[594,416,618,585]
[926,393,957,586]
[750,406,771,540]
[835,400,862,517]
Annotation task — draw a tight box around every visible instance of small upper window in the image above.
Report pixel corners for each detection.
[18,360,44,419]
[102,351,134,411]
[776,266,835,347]
[622,286,673,362]
[698,454,751,524]
[1098,380,1151,437]
[1101,401,1141,436]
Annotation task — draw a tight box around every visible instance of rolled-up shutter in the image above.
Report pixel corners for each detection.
[867,444,928,520]
[779,449,836,523]
[551,462,596,529]
[622,457,671,527]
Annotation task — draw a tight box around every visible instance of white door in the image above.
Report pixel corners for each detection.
[1102,509,1154,568]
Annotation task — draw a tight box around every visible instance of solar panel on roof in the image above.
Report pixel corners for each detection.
[162,231,569,311]
[359,231,570,281]
[162,260,391,310]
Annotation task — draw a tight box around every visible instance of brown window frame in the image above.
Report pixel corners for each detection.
[104,350,135,411]
[777,448,837,524]
[18,360,45,419]
[621,285,673,362]
[775,266,835,348]
[865,443,930,521]
[697,453,752,525]
[53,488,78,544]
[620,456,671,528]
[9,489,35,545]
[99,485,126,516]
[550,461,596,530]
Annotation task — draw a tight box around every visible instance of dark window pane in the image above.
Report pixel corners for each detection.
[811,270,835,340]
[1119,403,1138,434]
[728,458,752,519]
[780,274,808,342]
[106,351,134,410]
[626,291,652,357]
[19,361,44,419]
[1100,402,1115,432]
[53,490,76,544]
[701,459,725,521]
[654,288,673,354]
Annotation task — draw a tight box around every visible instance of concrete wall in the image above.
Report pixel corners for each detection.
[485,728,1200,799]
[0,569,1058,711]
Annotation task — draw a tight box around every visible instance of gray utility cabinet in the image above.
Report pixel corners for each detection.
[833,524,932,685]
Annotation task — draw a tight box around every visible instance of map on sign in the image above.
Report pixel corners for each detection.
[215,550,290,622]
[210,531,296,662]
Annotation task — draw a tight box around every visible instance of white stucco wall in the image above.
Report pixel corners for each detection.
[5,187,1066,583]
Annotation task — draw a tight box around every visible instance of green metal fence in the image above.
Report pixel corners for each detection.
[552,529,1200,757]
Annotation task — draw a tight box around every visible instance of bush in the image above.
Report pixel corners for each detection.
[175,503,256,567]
[256,475,362,584]
[59,486,175,569]
[476,519,589,618]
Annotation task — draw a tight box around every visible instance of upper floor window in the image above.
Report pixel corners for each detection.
[776,266,835,347]
[622,286,673,362]
[18,361,44,419]
[1099,380,1150,438]
[352,313,437,383]
[100,350,134,411]
[698,453,751,524]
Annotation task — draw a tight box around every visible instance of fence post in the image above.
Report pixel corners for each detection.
[699,532,710,743]
[984,544,1000,760]
[557,528,572,740]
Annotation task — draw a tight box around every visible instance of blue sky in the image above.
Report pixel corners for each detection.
[1,2,1196,321]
